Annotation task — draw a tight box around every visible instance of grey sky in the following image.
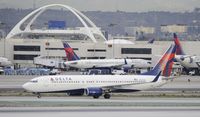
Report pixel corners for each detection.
[0,0,199,12]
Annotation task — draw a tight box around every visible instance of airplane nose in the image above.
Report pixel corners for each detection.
[22,83,29,90]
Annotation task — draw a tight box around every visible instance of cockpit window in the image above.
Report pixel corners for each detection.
[30,79,38,83]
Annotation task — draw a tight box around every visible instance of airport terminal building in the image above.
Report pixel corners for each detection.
[0,4,200,68]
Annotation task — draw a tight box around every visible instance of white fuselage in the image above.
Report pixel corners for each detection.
[64,59,151,69]
[22,74,164,93]
[175,55,200,69]
[112,80,166,91]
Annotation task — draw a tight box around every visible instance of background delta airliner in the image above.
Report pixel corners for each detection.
[63,42,151,69]
[22,44,176,99]
[174,33,200,75]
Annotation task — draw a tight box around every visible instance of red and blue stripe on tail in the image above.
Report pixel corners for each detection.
[142,44,176,77]
[173,33,185,55]
[63,42,80,61]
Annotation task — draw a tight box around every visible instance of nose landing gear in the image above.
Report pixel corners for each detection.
[33,92,41,98]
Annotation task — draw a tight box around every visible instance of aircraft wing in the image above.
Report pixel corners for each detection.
[101,72,161,90]
[101,82,138,89]
[111,63,126,68]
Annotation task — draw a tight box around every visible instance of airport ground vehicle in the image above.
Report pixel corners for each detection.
[111,69,126,75]
[49,69,61,75]
[81,69,111,75]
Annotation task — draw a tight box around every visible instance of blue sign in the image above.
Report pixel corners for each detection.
[48,20,66,29]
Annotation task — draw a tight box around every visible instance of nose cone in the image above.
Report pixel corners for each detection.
[22,83,30,91]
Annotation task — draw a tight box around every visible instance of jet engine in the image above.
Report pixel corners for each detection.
[178,55,194,64]
[86,87,103,97]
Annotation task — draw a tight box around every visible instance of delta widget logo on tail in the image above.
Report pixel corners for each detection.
[63,42,80,61]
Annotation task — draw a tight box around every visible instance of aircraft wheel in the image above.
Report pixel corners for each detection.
[93,95,100,99]
[36,93,41,98]
[104,93,111,99]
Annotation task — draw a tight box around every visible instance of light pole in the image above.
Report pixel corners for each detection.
[108,23,117,58]
[45,42,50,59]
[0,22,6,57]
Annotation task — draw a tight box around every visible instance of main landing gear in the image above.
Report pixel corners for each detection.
[104,93,111,99]
[33,92,41,98]
[93,95,100,99]
[92,93,111,99]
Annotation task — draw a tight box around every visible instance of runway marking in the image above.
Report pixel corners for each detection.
[1,97,200,107]
[1,107,200,113]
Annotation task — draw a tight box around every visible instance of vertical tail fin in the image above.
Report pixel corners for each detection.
[63,42,80,61]
[142,44,176,77]
[148,38,155,44]
[173,33,185,55]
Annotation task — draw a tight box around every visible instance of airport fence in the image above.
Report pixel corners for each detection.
[3,68,50,75]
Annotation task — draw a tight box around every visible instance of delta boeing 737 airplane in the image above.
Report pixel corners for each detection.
[62,42,151,69]
[23,44,176,99]
[174,33,200,75]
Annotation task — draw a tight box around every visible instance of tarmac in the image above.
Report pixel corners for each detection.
[0,73,200,116]
[1,96,200,107]
[1,107,200,117]
[1,97,200,117]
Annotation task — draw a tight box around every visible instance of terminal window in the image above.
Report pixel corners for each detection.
[14,45,40,51]
[88,49,106,52]
[46,48,78,50]
[121,48,152,54]
[14,54,39,60]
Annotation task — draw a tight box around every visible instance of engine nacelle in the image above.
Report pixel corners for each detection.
[179,55,194,64]
[86,87,103,96]
[182,57,193,64]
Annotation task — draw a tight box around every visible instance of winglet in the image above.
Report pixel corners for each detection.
[63,42,80,61]
[152,71,161,82]
[148,38,155,44]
